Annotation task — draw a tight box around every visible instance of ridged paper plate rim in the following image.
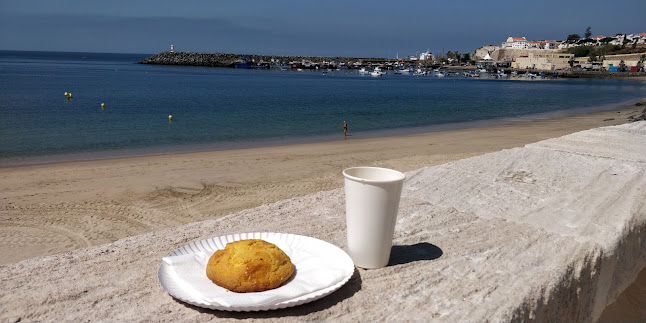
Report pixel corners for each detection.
[158,232,354,311]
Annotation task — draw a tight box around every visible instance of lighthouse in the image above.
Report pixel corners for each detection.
[170,44,174,53]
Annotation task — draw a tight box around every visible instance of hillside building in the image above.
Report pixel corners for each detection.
[511,52,574,70]
[502,37,528,49]
[602,53,645,71]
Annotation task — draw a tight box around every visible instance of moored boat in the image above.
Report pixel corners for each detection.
[234,56,252,69]
[370,67,386,77]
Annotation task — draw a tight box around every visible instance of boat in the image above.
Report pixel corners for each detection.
[234,57,252,69]
[414,68,427,76]
[435,71,446,77]
[370,67,386,77]
[358,67,370,75]
[251,63,269,69]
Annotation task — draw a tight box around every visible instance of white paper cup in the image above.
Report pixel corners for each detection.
[343,167,405,269]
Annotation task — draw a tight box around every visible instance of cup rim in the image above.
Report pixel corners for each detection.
[342,166,406,183]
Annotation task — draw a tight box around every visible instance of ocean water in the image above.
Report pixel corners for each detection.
[1,50,645,166]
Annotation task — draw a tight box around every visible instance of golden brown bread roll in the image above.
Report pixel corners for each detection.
[206,239,294,293]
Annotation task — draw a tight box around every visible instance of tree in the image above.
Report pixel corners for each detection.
[463,53,471,62]
[600,37,614,44]
[569,46,591,57]
[584,27,592,39]
[622,34,629,48]
[637,55,645,72]
[567,34,581,43]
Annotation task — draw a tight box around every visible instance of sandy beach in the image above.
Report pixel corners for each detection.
[1,102,644,265]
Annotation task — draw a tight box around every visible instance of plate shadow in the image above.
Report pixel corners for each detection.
[183,267,363,318]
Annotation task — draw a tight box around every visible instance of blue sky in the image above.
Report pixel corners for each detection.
[1,0,644,57]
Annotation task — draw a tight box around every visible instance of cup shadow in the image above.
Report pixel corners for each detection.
[387,242,443,266]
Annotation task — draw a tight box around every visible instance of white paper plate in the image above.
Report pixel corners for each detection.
[158,232,355,311]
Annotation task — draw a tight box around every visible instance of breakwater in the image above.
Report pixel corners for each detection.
[138,51,389,68]
[138,52,646,78]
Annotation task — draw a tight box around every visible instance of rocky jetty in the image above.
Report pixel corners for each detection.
[138,51,384,67]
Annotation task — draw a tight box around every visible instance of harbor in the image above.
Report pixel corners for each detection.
[138,51,646,79]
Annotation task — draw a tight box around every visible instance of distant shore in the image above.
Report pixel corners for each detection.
[139,51,646,79]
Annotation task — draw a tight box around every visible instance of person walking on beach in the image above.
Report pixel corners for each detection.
[343,121,348,137]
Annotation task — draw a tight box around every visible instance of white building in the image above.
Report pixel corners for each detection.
[502,37,529,49]
[638,33,646,44]
[419,50,434,61]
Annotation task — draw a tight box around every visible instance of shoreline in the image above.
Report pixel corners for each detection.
[138,51,646,80]
[1,99,644,265]
[2,96,644,168]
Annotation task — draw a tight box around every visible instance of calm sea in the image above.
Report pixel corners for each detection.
[1,50,645,166]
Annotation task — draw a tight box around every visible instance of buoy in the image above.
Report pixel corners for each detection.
[101,103,105,108]
[64,92,68,96]
[168,115,173,121]
[67,92,72,98]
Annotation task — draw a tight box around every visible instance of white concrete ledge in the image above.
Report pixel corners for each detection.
[1,122,644,322]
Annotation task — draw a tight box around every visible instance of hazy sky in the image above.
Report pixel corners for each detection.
[1,0,644,57]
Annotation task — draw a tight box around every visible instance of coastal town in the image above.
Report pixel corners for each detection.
[140,32,646,78]
[473,32,646,73]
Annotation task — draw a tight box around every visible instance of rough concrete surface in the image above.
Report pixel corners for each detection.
[1,122,644,322]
